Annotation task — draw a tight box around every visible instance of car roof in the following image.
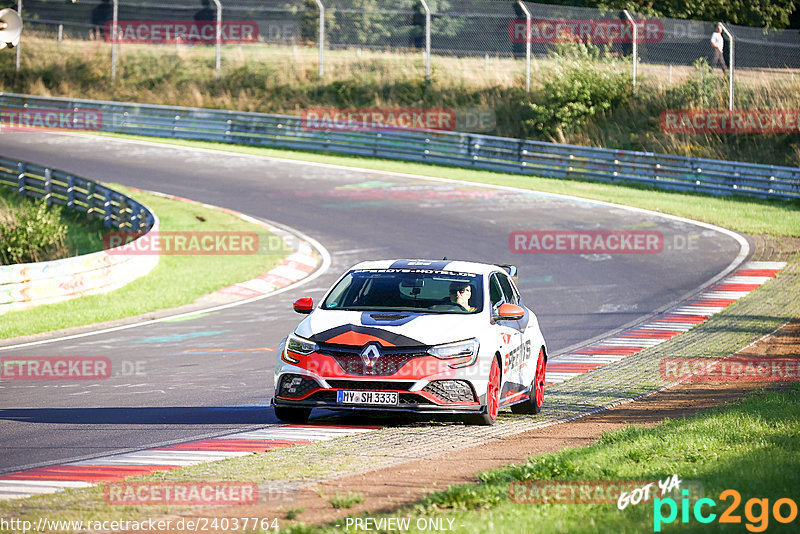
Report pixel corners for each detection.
[348,259,503,276]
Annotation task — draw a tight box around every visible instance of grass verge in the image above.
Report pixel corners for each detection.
[288,383,800,534]
[0,184,289,339]
[95,132,800,237]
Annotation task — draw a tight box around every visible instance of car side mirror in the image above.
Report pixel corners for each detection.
[496,303,524,321]
[293,297,313,314]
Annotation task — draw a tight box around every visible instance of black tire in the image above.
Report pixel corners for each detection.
[510,348,546,415]
[274,406,311,424]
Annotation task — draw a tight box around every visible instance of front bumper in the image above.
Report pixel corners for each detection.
[273,372,483,414]
[271,395,486,415]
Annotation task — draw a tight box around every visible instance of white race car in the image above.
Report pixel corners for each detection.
[272,259,548,425]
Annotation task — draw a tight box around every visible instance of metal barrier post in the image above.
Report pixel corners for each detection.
[720,23,734,110]
[211,0,222,76]
[516,0,531,92]
[314,0,325,77]
[111,0,118,80]
[420,0,430,83]
[44,168,52,206]
[623,10,637,94]
[66,175,75,208]
[15,0,21,72]
[16,162,25,195]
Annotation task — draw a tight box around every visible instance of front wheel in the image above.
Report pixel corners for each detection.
[274,406,311,424]
[510,348,546,415]
[463,357,500,426]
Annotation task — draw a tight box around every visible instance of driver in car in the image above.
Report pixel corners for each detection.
[449,281,476,312]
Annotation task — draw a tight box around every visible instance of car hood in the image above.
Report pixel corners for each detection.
[295,309,485,347]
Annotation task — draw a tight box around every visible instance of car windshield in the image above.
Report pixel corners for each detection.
[321,269,484,314]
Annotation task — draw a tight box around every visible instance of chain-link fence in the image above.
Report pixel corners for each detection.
[13,0,800,107]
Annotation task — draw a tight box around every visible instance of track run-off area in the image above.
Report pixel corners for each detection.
[0,132,784,502]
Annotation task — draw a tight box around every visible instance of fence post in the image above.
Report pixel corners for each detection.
[623,10,637,94]
[211,0,222,76]
[58,23,63,46]
[44,168,52,206]
[103,189,112,227]
[314,0,325,77]
[516,0,531,92]
[87,181,95,217]
[66,175,75,208]
[111,0,118,80]
[15,0,21,73]
[419,0,431,83]
[720,23,734,110]
[16,162,25,196]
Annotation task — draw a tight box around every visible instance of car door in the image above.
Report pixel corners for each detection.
[489,273,527,404]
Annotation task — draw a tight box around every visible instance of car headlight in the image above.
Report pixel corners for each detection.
[427,338,480,368]
[283,333,318,363]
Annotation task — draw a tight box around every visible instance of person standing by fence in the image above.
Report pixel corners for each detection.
[710,23,727,73]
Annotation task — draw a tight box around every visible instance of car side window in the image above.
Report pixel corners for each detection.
[497,273,519,305]
[489,274,504,309]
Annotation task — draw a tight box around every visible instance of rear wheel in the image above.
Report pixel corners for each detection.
[274,406,311,424]
[463,357,501,426]
[510,348,546,415]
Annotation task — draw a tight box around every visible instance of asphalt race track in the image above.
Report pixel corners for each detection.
[0,132,746,473]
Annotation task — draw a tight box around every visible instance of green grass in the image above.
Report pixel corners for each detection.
[284,383,800,533]
[0,186,107,262]
[96,133,800,238]
[328,492,364,510]
[285,508,305,520]
[0,184,290,339]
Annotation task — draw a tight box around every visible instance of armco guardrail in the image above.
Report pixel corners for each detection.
[0,156,158,315]
[1,92,799,200]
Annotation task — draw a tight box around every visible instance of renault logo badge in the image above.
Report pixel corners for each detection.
[360,344,382,370]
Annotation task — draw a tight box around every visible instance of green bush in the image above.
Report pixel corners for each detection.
[0,196,68,265]
[520,43,633,141]
[664,58,728,109]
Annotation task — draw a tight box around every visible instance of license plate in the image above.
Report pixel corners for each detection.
[336,390,398,405]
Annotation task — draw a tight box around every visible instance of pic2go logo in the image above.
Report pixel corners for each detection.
[654,490,798,532]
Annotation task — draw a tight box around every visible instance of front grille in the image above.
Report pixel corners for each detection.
[368,314,411,321]
[423,380,477,403]
[326,380,414,391]
[317,344,429,376]
[277,374,318,398]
